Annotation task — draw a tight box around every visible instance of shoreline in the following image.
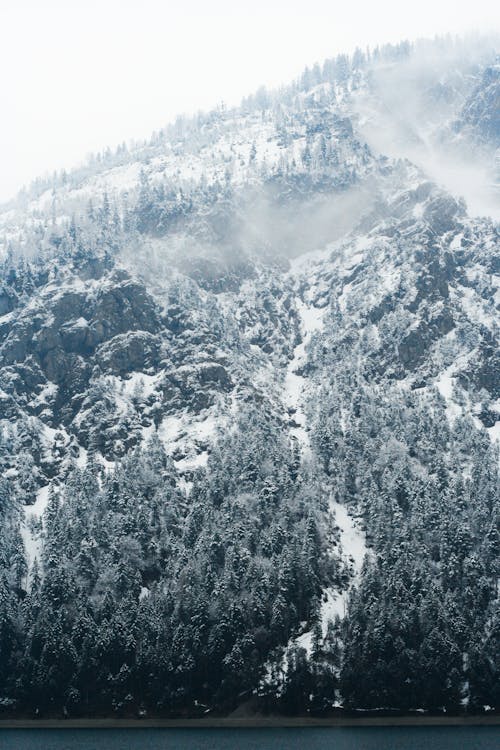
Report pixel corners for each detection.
[0,715,499,729]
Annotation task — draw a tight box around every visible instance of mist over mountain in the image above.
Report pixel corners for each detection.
[0,35,499,718]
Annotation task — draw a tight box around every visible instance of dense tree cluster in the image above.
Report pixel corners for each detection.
[0,33,498,719]
[1,370,498,716]
[336,392,499,712]
[0,408,336,716]
[256,380,499,715]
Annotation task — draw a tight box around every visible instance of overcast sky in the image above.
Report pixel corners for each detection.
[0,0,498,203]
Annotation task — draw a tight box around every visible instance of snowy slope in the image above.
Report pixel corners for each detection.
[0,36,499,715]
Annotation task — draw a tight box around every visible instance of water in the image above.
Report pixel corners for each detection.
[0,727,498,750]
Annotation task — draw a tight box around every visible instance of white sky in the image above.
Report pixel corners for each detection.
[0,0,498,203]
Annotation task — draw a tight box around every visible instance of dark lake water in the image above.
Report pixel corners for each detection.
[0,727,498,750]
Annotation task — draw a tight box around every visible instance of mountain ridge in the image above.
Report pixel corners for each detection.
[0,34,498,717]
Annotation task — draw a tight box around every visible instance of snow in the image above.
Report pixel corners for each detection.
[297,299,324,336]
[178,477,194,497]
[158,411,220,452]
[343,251,364,269]
[450,233,464,251]
[157,408,223,478]
[319,500,368,634]
[289,245,332,274]
[487,421,500,444]
[120,371,160,398]
[381,266,401,294]
[30,382,58,410]
[331,502,367,575]
[97,454,115,473]
[295,631,314,655]
[267,266,369,666]
[435,366,462,424]
[76,445,88,468]
[434,347,477,426]
[95,162,142,192]
[283,298,325,452]
[158,414,185,445]
[21,485,51,585]
[41,422,67,446]
[26,485,51,520]
[436,372,453,400]
[191,414,220,441]
[174,451,209,473]
[456,284,497,332]
[280,260,369,652]
[278,498,368,663]
[320,589,347,629]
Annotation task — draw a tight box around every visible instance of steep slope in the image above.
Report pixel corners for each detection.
[0,37,498,717]
[457,61,500,147]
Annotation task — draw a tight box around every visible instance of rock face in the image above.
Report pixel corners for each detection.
[458,62,500,146]
[0,39,498,485]
[1,161,498,470]
[0,285,17,316]
[95,331,160,375]
[0,255,240,454]
[464,342,500,400]
[0,38,499,719]
[0,271,161,417]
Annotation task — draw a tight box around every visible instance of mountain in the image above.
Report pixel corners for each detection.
[457,60,500,146]
[0,36,499,718]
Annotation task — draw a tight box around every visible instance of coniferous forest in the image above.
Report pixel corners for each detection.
[0,36,499,717]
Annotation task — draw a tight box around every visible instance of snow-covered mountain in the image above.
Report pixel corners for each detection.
[0,36,498,718]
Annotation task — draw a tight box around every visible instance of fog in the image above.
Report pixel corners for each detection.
[1,1,499,203]
[2,32,499,273]
[238,183,377,260]
[353,35,500,220]
[124,180,378,290]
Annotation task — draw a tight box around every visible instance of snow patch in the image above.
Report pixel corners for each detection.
[487,421,500,444]
[121,371,161,398]
[174,451,209,473]
[276,498,368,666]
[25,485,51,520]
[157,408,223,477]
[21,485,51,584]
[435,367,462,424]
[76,445,88,468]
[283,298,326,453]
[319,500,368,635]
